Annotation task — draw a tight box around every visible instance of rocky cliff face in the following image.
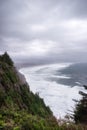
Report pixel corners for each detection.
[0,53,58,130]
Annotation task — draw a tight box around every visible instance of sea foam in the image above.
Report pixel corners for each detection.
[19,63,83,119]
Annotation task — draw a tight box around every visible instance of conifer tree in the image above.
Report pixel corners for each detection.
[1,52,13,66]
[74,86,87,124]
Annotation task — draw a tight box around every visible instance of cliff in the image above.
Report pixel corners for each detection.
[0,52,58,130]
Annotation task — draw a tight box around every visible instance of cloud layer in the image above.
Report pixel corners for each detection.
[0,0,87,64]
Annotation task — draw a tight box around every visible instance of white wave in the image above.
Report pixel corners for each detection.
[19,63,83,119]
[51,75,71,79]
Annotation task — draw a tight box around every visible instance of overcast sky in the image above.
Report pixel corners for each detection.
[0,0,87,64]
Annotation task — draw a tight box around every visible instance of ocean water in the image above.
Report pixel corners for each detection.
[19,63,86,119]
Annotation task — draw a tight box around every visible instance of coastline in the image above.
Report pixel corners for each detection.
[18,62,87,119]
[19,63,79,119]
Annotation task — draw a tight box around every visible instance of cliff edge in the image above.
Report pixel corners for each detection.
[0,52,58,130]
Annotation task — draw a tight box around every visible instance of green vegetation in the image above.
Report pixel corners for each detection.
[74,86,87,124]
[0,52,13,66]
[0,52,87,130]
[0,53,58,129]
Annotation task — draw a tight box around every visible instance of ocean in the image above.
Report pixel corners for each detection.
[19,63,87,119]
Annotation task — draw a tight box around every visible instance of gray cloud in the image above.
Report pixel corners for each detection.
[0,0,87,64]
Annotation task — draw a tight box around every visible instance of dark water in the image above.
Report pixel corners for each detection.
[49,63,87,87]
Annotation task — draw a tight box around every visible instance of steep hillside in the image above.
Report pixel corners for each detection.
[0,52,58,130]
[0,53,87,130]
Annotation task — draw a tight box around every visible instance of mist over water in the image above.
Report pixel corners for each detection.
[19,63,86,119]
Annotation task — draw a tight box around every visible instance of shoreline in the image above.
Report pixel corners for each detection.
[19,63,79,119]
[15,62,72,70]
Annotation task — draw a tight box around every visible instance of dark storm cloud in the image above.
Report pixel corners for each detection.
[0,0,87,64]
